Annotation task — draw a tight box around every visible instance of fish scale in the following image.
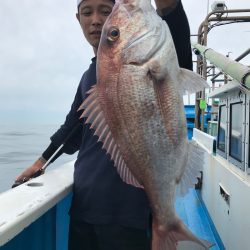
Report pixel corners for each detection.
[117,68,171,176]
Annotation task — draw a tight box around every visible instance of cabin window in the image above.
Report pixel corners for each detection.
[217,105,227,152]
[229,102,243,162]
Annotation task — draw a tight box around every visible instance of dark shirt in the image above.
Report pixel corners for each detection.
[42,0,192,230]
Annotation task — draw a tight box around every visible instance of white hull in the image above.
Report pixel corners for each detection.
[194,129,250,250]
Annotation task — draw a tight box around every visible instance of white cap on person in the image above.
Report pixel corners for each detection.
[77,0,115,8]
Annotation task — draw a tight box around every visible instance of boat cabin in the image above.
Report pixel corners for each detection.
[209,81,249,173]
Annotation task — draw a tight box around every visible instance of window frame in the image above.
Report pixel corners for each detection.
[217,99,228,159]
[228,93,245,170]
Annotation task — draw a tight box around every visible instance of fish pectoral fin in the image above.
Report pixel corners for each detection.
[178,68,209,95]
[177,140,205,196]
[152,219,214,250]
[78,85,143,189]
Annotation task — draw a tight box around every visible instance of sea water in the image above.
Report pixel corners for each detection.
[0,124,76,193]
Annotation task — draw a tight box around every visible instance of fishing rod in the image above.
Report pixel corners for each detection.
[12,122,82,188]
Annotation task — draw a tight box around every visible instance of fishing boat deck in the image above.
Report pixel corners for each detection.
[176,188,224,249]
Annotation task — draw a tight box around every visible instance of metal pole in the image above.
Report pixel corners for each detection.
[192,43,250,89]
[210,48,250,82]
[194,8,250,132]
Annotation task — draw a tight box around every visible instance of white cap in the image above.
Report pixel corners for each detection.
[77,0,115,8]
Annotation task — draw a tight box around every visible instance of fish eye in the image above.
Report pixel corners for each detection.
[107,27,120,42]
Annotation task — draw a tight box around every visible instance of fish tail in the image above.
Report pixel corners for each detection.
[152,219,214,250]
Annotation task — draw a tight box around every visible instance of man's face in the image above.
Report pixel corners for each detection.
[76,0,114,54]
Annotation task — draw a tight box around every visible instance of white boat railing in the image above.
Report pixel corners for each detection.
[0,161,74,247]
[193,128,216,154]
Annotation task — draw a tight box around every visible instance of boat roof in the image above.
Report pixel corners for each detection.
[208,80,248,98]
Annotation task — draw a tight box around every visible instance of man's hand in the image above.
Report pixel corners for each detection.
[14,158,46,187]
[155,0,179,16]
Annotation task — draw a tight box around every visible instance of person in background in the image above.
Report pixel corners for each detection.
[15,0,193,249]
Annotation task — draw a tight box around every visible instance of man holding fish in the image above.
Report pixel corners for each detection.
[15,0,211,249]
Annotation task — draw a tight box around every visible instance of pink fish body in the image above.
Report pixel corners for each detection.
[80,0,212,249]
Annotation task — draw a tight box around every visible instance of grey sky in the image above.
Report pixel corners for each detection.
[0,0,249,124]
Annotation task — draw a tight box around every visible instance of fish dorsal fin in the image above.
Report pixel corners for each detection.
[78,85,143,189]
[178,68,209,95]
[178,140,204,196]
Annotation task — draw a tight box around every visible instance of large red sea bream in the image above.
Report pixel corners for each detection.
[79,0,213,249]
